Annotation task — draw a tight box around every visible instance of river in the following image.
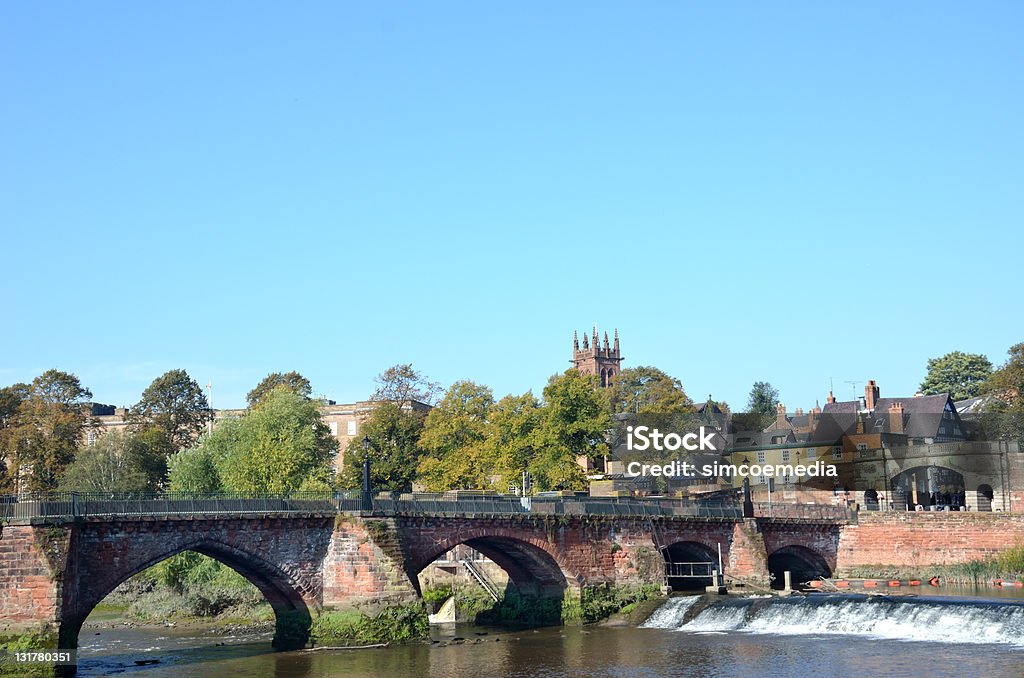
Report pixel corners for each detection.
[76,589,1024,677]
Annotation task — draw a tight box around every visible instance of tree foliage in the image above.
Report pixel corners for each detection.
[5,370,93,492]
[339,402,426,492]
[200,387,336,494]
[58,430,151,493]
[920,351,993,400]
[607,366,694,415]
[747,381,779,418]
[537,371,610,490]
[980,343,1024,441]
[416,381,495,490]
[130,369,210,454]
[372,364,441,405]
[246,371,312,408]
[167,446,222,493]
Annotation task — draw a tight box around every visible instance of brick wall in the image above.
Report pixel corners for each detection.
[0,524,65,634]
[321,517,420,613]
[836,512,1024,574]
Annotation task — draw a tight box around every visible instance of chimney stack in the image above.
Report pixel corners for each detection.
[827,390,836,404]
[889,402,905,434]
[865,379,879,411]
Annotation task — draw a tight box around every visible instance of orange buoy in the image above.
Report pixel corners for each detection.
[928,577,940,586]
[888,580,901,587]
[835,580,850,588]
[1015,582,1023,588]
[993,579,1003,587]
[863,580,877,588]
[908,580,921,586]
[810,580,824,588]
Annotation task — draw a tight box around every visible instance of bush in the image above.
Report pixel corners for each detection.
[311,604,429,645]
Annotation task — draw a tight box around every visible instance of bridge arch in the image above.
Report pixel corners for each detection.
[61,535,319,653]
[413,531,572,598]
[662,540,717,591]
[767,544,832,589]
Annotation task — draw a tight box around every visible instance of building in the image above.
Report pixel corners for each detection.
[85,398,432,475]
[572,327,621,387]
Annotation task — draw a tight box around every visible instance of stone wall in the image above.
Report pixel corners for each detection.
[836,512,1024,574]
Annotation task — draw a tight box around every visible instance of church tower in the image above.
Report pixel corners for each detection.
[572,326,622,387]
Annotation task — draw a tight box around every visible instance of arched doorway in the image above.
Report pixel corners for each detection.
[767,545,831,589]
[890,466,966,511]
[977,484,994,512]
[662,541,716,591]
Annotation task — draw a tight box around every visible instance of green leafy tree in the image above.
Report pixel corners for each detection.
[130,369,210,452]
[607,366,694,415]
[747,381,779,418]
[536,371,611,491]
[470,391,547,492]
[920,351,993,400]
[246,371,312,408]
[416,381,494,490]
[0,383,29,492]
[58,430,150,493]
[980,343,1024,441]
[372,364,441,405]
[339,402,426,492]
[9,370,93,492]
[167,446,222,493]
[203,386,336,494]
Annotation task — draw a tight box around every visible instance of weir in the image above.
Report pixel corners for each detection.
[641,594,1024,646]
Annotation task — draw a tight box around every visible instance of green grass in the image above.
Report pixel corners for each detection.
[311,604,429,645]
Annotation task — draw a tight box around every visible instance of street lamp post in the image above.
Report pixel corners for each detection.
[361,435,373,512]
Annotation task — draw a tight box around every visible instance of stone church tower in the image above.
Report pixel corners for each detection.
[572,327,622,387]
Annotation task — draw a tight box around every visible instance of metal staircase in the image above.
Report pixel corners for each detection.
[461,558,501,602]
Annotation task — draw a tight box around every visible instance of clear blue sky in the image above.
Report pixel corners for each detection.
[2,2,1022,411]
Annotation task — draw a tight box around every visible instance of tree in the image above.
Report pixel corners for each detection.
[607,366,694,415]
[0,383,29,492]
[130,369,210,456]
[10,370,93,492]
[202,387,336,494]
[246,371,312,408]
[339,402,426,492]
[920,351,993,400]
[372,364,441,405]
[58,430,150,493]
[416,381,495,491]
[167,446,222,493]
[537,371,611,491]
[485,392,545,490]
[747,382,779,417]
[980,343,1024,441]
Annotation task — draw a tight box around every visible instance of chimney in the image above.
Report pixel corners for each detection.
[776,402,787,428]
[889,402,905,434]
[827,390,836,404]
[865,380,879,411]
[856,412,865,434]
[807,408,817,432]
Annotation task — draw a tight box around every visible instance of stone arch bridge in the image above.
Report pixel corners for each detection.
[0,494,853,660]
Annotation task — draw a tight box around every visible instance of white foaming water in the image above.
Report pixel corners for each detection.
[648,596,1024,647]
[679,604,748,632]
[742,597,1024,647]
[640,596,701,629]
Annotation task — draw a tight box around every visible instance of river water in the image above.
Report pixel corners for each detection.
[77,591,1024,677]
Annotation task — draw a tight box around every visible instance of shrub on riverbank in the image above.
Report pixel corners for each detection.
[311,604,429,645]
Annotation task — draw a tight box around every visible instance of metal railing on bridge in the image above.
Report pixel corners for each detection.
[0,492,338,520]
[0,492,852,522]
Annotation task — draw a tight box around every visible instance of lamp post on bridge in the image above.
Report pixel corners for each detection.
[361,434,373,512]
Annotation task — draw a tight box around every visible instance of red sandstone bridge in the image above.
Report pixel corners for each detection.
[3,490,1017,667]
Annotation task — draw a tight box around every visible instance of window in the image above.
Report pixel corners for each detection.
[806,448,817,460]
[329,422,338,436]
[347,421,357,436]
[832,446,843,460]
[856,443,868,451]
[756,451,766,463]
[782,450,790,462]
[939,426,946,435]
